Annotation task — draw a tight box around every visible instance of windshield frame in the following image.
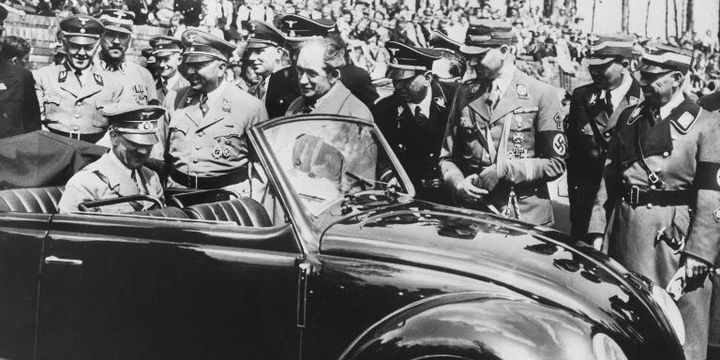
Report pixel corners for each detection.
[250,114,416,235]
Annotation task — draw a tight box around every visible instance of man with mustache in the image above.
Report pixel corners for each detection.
[97,9,158,106]
[588,43,720,360]
[149,35,187,104]
[58,104,165,213]
[438,19,566,226]
[157,30,268,195]
[34,15,124,143]
[373,41,448,203]
[565,34,641,244]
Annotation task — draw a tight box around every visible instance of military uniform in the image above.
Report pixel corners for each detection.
[566,34,641,240]
[58,104,165,213]
[589,44,720,360]
[158,30,269,192]
[97,10,158,106]
[34,15,123,143]
[286,81,372,121]
[251,65,299,119]
[373,41,448,203]
[440,20,566,225]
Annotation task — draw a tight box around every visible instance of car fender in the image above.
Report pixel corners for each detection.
[338,292,598,360]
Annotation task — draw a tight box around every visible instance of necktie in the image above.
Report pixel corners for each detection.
[485,83,500,114]
[605,91,614,115]
[302,100,316,114]
[199,92,209,117]
[161,79,169,95]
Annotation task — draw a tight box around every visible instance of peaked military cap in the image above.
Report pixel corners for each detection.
[150,35,183,57]
[278,14,336,40]
[181,29,236,63]
[460,19,517,55]
[586,33,635,66]
[60,15,105,45]
[385,41,441,80]
[98,9,135,34]
[640,43,692,74]
[141,47,156,64]
[247,20,287,49]
[428,31,463,53]
[104,104,165,145]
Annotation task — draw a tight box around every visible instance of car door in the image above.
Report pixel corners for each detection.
[37,212,303,360]
[0,213,49,360]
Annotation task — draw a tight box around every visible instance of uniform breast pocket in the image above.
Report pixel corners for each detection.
[212,134,244,161]
[168,121,190,152]
[43,94,63,117]
[131,84,148,105]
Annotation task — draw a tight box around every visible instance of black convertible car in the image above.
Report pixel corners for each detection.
[0,115,685,360]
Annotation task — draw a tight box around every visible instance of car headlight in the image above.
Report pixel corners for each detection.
[651,285,686,345]
[592,333,629,360]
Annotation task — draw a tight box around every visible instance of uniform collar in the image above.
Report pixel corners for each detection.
[206,81,228,104]
[491,64,516,97]
[659,90,685,119]
[106,150,133,179]
[99,58,127,72]
[406,84,433,117]
[606,71,633,110]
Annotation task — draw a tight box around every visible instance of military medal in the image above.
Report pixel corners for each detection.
[588,93,597,106]
[629,96,639,105]
[222,98,232,113]
[471,83,482,94]
[222,147,231,158]
[512,132,524,144]
[514,115,523,129]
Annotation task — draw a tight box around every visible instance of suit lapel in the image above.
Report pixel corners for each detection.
[316,83,350,114]
[467,94,491,122]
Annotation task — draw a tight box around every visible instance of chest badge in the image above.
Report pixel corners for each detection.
[434,96,446,108]
[222,98,232,113]
[516,84,528,98]
[714,207,720,223]
[588,93,598,106]
[629,96,639,105]
[470,83,482,95]
[0,83,6,91]
[627,106,642,125]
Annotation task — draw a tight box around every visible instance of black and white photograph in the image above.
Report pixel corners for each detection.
[0,0,718,358]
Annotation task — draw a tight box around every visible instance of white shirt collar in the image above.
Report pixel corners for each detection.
[406,85,433,117]
[660,90,685,119]
[606,72,633,110]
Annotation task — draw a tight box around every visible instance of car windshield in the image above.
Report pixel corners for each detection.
[261,118,410,218]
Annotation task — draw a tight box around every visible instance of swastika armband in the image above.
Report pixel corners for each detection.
[537,131,568,158]
[695,161,720,191]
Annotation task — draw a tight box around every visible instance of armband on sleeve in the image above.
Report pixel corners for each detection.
[695,161,720,191]
[536,130,568,158]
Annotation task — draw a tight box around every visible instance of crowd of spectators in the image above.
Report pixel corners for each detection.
[1,0,720,95]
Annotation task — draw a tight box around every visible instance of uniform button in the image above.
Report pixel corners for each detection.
[650,185,657,190]
[195,145,200,150]
[647,203,653,209]
[663,152,669,157]
[192,158,198,163]
[225,140,231,145]
[74,114,80,118]
[72,125,79,131]
[198,132,204,137]
[604,131,610,137]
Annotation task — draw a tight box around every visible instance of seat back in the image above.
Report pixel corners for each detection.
[184,198,272,227]
[130,207,189,219]
[0,186,65,213]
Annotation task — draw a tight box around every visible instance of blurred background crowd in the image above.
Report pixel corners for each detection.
[1,0,720,96]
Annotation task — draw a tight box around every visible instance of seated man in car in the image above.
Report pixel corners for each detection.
[58,104,166,213]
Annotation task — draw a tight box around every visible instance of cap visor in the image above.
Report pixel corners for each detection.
[183,53,224,63]
[66,36,99,46]
[105,25,132,34]
[638,63,671,74]
[586,57,615,66]
[154,49,181,57]
[246,41,271,49]
[386,68,420,80]
[459,45,490,55]
[121,133,158,146]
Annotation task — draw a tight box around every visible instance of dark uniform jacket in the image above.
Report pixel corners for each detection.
[0,59,41,139]
[589,98,720,360]
[439,67,566,225]
[265,66,300,119]
[340,63,378,110]
[374,81,450,203]
[566,77,641,240]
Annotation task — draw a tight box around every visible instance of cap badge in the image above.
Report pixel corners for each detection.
[289,30,296,37]
[113,10,125,18]
[516,84,528,98]
[141,121,154,130]
[140,111,155,120]
[222,98,232,113]
[285,20,296,29]
[187,33,197,42]
[80,28,86,33]
[716,169,720,187]
[388,47,400,56]
[79,18,88,26]
[587,34,600,45]
[188,47,195,52]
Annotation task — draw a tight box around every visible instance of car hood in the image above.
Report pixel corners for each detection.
[319,200,673,343]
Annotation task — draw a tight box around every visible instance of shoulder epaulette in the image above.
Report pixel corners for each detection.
[669,100,701,134]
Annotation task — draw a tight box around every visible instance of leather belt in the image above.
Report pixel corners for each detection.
[47,128,105,143]
[171,168,248,189]
[622,185,691,207]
